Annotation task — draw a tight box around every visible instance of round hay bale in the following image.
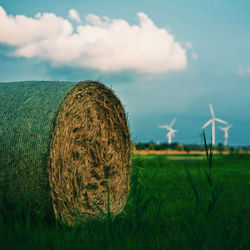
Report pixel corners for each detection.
[0,80,131,225]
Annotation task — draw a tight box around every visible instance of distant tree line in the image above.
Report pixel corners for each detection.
[134,141,250,153]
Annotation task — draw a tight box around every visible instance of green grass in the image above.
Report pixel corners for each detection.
[0,153,249,249]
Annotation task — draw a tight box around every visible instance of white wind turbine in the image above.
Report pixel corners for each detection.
[218,124,232,147]
[158,118,177,144]
[201,104,227,146]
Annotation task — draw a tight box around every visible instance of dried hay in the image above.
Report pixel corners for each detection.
[0,80,131,225]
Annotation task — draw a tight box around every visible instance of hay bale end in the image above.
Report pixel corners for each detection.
[0,80,131,225]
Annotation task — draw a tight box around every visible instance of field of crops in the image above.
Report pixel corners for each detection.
[0,153,249,249]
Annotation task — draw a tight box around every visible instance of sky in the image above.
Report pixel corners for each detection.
[0,0,250,146]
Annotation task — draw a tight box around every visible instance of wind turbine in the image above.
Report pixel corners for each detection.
[158,118,177,144]
[218,124,232,147]
[201,104,227,146]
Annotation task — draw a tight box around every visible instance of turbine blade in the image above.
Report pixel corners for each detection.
[169,118,176,128]
[215,118,227,124]
[158,125,169,129]
[218,126,225,130]
[201,119,212,129]
[170,130,175,137]
[209,104,215,118]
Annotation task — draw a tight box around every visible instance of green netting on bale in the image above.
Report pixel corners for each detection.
[0,80,131,224]
[0,81,76,214]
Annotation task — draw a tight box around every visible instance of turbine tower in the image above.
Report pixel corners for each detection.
[201,104,227,146]
[158,118,177,144]
[218,124,232,147]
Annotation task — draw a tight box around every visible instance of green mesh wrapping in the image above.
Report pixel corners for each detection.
[0,81,76,214]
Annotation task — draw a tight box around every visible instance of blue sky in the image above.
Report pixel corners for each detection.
[1,0,250,145]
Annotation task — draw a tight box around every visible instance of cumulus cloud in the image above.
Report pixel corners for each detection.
[192,53,198,60]
[0,6,187,73]
[185,41,192,49]
[237,65,250,76]
[68,9,81,23]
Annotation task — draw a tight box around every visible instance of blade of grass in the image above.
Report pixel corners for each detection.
[106,184,112,223]
[209,143,213,171]
[203,130,209,162]
[184,166,200,204]
[92,201,105,217]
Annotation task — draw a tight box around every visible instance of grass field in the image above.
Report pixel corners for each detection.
[0,153,249,249]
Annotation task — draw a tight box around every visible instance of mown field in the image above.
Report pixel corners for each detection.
[0,153,249,249]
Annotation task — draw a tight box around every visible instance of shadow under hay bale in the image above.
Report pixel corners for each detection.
[0,80,131,225]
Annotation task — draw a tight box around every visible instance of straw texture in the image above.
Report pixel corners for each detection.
[0,81,131,225]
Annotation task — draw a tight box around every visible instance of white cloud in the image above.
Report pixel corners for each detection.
[192,52,198,60]
[237,65,250,76]
[0,6,187,74]
[68,9,81,23]
[0,7,72,46]
[185,41,192,49]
